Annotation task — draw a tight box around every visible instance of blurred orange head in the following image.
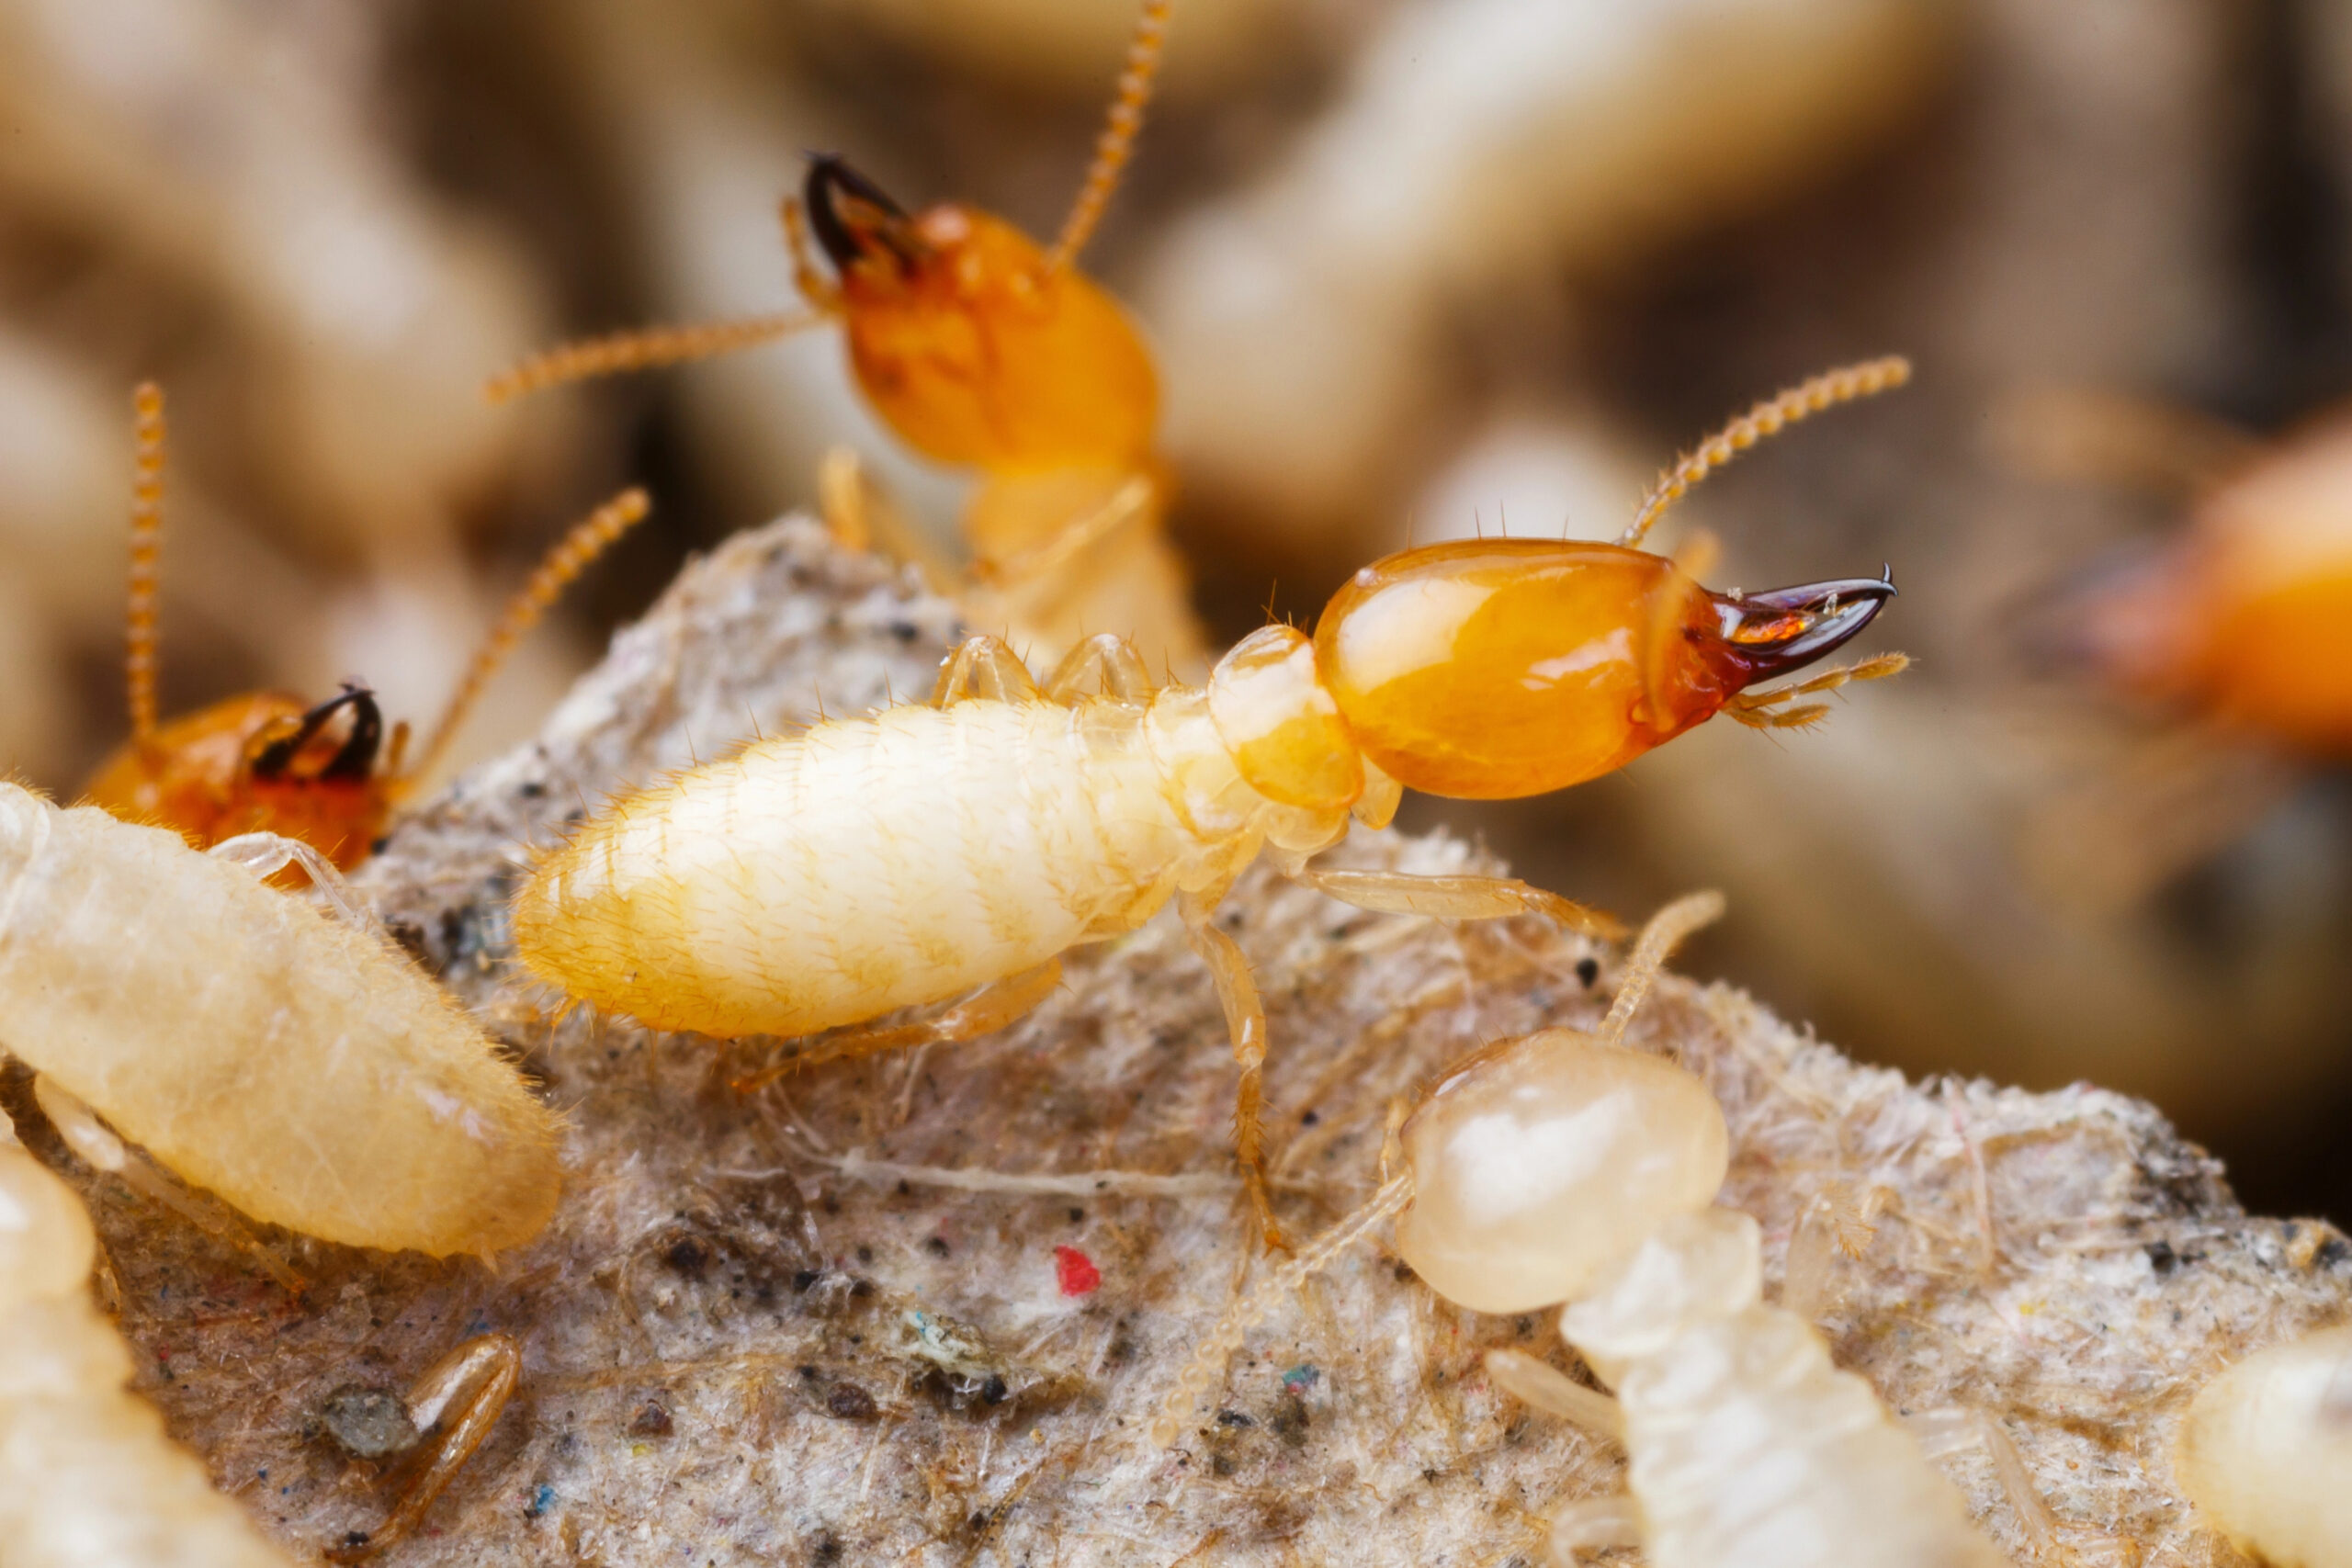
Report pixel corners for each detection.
[81,683,393,868]
[1309,539,1896,799]
[803,155,1159,473]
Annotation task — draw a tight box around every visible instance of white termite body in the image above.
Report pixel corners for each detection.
[2175,1324,2352,1568]
[515,687,1309,1038]
[0,782,560,1258]
[0,1110,289,1566]
[1168,896,2016,1567]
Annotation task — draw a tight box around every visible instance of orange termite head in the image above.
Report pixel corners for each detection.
[82,682,397,868]
[800,152,1159,472]
[1305,538,1895,801]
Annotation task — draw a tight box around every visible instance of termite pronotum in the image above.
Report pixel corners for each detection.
[80,382,650,871]
[2175,1324,2352,1568]
[0,781,560,1258]
[482,0,1204,673]
[514,358,1912,1248]
[0,1107,293,1566]
[1156,895,2052,1568]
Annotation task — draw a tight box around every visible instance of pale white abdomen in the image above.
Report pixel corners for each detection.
[514,700,1204,1037]
[2176,1325,2352,1568]
[0,784,560,1258]
[1623,1307,2008,1568]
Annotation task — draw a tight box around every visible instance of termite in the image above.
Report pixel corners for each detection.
[320,1333,523,1562]
[2175,1324,2352,1568]
[0,780,560,1258]
[514,358,1913,1248]
[1157,895,2052,1568]
[481,0,1205,673]
[80,382,650,870]
[0,1106,293,1566]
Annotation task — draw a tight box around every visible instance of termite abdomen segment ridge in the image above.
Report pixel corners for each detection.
[1310,539,1896,801]
[1393,1026,1730,1315]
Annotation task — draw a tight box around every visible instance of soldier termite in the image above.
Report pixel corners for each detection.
[0,780,560,1258]
[481,0,1206,674]
[513,359,1913,1249]
[80,382,650,871]
[0,1105,294,1566]
[1155,895,2054,1568]
[2174,1324,2352,1568]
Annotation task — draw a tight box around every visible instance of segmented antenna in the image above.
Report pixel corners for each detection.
[1599,889,1724,1045]
[1620,356,1912,549]
[483,311,823,404]
[1046,0,1175,273]
[402,488,651,789]
[126,381,168,749]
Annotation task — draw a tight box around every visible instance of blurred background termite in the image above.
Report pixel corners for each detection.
[2,0,2350,1217]
[486,0,1208,676]
[78,383,651,870]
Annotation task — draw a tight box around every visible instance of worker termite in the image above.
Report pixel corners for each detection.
[81,382,650,870]
[1156,895,2050,1568]
[2175,1323,2352,1568]
[482,0,1205,672]
[0,780,560,1258]
[514,358,1913,1247]
[0,1105,294,1566]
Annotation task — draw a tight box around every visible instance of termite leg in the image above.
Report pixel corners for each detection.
[1483,1348,1625,1443]
[734,963,1062,1089]
[30,1075,306,1296]
[931,635,1045,706]
[1177,888,1289,1253]
[328,1334,522,1562]
[815,447,956,589]
[1276,862,1628,944]
[1044,633,1156,705]
[1783,1182,1900,1321]
[1546,1494,1644,1563]
[209,830,379,932]
[969,473,1156,589]
[1905,1407,2062,1563]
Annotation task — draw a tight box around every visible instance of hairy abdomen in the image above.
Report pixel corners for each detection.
[514,702,1190,1037]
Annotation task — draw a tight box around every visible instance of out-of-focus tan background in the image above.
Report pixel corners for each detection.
[4,0,2347,1220]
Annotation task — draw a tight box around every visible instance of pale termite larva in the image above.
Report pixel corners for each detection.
[515,361,1914,1248]
[0,1107,291,1566]
[1160,896,2045,1568]
[2176,1324,2352,1568]
[0,782,560,1258]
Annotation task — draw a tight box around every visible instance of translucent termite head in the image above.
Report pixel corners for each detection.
[1557,1207,1761,1376]
[1393,1028,1729,1314]
[2175,1325,2352,1568]
[1313,539,1896,799]
[1208,626,1365,810]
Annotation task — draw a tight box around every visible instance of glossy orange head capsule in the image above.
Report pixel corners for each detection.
[1314,540,1896,797]
[78,383,650,868]
[483,0,1173,479]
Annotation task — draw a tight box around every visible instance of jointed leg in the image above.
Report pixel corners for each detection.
[817,447,957,589]
[1178,890,1288,1252]
[732,963,1061,1089]
[1278,861,1626,943]
[1547,1495,1644,1563]
[970,474,1155,589]
[932,635,1044,706]
[328,1334,521,1562]
[1043,633,1156,705]
[1905,1407,2061,1563]
[1484,1348,1624,1443]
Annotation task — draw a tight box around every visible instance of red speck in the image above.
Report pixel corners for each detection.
[1053,1246,1101,1297]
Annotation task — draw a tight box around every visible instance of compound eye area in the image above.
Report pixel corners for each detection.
[1394,1028,1729,1314]
[1207,626,1363,810]
[1312,540,1722,800]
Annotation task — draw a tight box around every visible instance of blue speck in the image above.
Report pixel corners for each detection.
[1281,1363,1319,1393]
[525,1484,557,1519]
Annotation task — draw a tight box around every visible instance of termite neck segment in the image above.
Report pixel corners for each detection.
[1710,571,1895,684]
[804,152,924,275]
[1556,1207,1761,1377]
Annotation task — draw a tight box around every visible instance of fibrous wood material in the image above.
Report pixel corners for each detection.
[38,519,2349,1565]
